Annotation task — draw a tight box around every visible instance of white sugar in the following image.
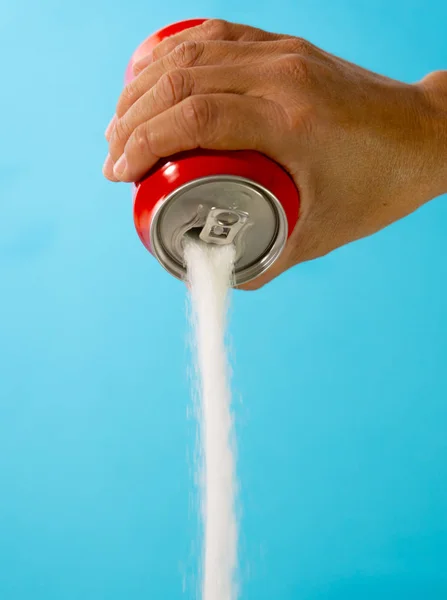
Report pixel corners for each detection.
[185,240,238,600]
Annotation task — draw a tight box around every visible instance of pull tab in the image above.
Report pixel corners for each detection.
[199,208,249,246]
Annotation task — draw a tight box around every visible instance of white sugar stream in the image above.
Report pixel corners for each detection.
[185,241,238,600]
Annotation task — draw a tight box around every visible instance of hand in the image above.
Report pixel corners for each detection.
[103,19,447,289]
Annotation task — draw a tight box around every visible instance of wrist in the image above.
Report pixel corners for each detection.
[417,71,447,199]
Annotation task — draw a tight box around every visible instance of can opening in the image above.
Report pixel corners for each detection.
[148,175,289,286]
[183,227,203,242]
[181,225,240,266]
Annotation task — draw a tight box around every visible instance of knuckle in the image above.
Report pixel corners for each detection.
[278,38,301,53]
[157,69,192,105]
[290,36,313,55]
[202,18,231,39]
[151,41,169,62]
[112,117,131,145]
[280,54,311,84]
[133,123,152,155]
[180,96,214,142]
[170,40,204,67]
[117,82,137,116]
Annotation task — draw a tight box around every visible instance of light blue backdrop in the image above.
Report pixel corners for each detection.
[0,0,446,598]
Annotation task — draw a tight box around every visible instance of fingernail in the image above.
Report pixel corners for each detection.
[113,154,127,179]
[103,153,118,181]
[105,115,117,140]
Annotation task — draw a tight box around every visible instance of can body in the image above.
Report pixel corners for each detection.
[125,19,300,286]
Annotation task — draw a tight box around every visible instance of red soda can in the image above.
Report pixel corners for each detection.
[126,19,300,286]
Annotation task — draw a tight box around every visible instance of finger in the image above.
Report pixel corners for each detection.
[147,19,287,66]
[116,39,294,123]
[132,25,286,76]
[102,153,119,181]
[109,64,264,163]
[132,36,288,80]
[104,114,117,139]
[112,94,286,182]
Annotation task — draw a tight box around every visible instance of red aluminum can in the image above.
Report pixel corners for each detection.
[125,19,300,286]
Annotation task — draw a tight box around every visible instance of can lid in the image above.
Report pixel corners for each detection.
[150,175,288,286]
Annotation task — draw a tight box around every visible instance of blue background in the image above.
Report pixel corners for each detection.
[1,0,446,598]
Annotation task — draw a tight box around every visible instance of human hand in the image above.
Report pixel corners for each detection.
[103,19,447,289]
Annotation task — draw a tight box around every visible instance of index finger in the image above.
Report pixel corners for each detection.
[133,19,287,73]
[117,39,289,120]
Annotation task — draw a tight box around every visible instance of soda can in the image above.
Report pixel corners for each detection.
[125,19,300,286]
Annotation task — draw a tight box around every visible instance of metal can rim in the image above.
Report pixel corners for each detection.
[150,174,288,287]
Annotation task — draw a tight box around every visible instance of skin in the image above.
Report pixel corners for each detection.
[103,19,447,289]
